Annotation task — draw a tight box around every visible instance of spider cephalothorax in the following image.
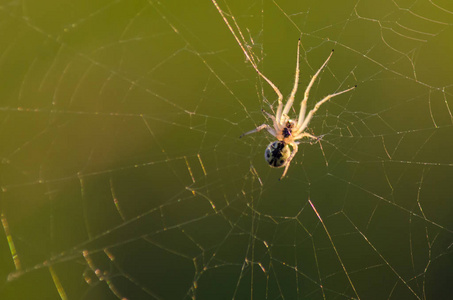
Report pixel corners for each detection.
[281,121,294,139]
[240,39,356,179]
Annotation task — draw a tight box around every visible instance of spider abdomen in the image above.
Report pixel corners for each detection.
[265,141,291,168]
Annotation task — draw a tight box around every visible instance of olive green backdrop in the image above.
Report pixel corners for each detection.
[0,0,452,299]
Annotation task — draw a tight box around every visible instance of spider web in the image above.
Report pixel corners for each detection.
[0,0,452,299]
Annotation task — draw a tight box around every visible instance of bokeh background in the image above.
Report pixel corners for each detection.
[0,0,452,299]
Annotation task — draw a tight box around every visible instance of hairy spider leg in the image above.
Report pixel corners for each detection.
[297,49,335,128]
[253,70,284,125]
[237,46,284,126]
[280,141,299,180]
[293,131,317,140]
[297,85,357,133]
[281,39,302,120]
[212,0,285,126]
[239,124,276,138]
[261,109,283,133]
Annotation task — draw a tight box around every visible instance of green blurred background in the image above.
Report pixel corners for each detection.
[0,0,452,299]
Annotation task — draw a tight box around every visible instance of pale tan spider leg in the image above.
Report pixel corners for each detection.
[280,141,299,180]
[252,70,284,124]
[212,0,284,125]
[281,39,301,120]
[239,124,276,138]
[261,109,283,133]
[297,50,335,128]
[293,132,317,140]
[297,85,357,133]
[261,109,275,120]
[233,43,285,125]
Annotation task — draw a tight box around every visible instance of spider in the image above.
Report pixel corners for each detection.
[240,39,356,180]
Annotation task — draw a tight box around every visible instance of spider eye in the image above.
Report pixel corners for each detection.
[264,141,291,168]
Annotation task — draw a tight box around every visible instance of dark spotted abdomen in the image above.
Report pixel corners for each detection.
[264,141,290,168]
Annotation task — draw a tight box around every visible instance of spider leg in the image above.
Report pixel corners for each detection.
[297,85,357,133]
[279,141,298,180]
[254,72,284,125]
[212,0,284,127]
[297,49,335,128]
[293,132,317,141]
[238,48,284,126]
[281,39,301,119]
[262,109,283,133]
[239,124,276,138]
